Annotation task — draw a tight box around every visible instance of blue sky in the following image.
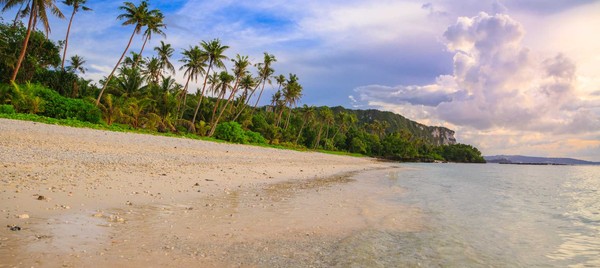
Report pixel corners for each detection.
[2,0,599,160]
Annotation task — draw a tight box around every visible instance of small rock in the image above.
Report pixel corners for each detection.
[17,214,29,219]
[194,183,200,186]
[205,179,214,182]
[92,212,104,218]
[126,201,133,206]
[7,225,21,231]
[37,195,46,201]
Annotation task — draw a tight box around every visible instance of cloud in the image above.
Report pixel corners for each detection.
[352,12,600,159]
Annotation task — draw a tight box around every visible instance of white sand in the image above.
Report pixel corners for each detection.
[0,118,416,267]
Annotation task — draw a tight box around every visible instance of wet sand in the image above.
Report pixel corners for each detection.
[0,119,421,267]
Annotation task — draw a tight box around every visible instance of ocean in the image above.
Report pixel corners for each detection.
[353,163,600,267]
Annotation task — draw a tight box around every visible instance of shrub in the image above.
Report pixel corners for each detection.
[245,130,267,144]
[30,84,101,123]
[0,104,15,114]
[214,121,247,143]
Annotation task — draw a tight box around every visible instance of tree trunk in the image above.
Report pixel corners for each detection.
[295,120,306,144]
[133,34,149,69]
[61,7,77,70]
[276,105,286,127]
[96,29,137,106]
[209,82,239,137]
[284,106,293,130]
[314,124,323,149]
[210,87,226,126]
[190,60,213,131]
[249,80,267,118]
[177,76,191,119]
[232,82,260,121]
[11,2,35,82]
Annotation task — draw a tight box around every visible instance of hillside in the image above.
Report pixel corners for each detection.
[329,106,456,146]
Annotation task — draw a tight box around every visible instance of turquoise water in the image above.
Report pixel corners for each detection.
[362,163,600,267]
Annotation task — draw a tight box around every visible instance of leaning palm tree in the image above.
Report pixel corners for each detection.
[2,0,65,82]
[190,39,229,131]
[295,105,315,144]
[95,0,149,106]
[60,0,91,70]
[209,71,234,128]
[250,53,276,112]
[66,54,85,73]
[210,54,250,134]
[177,45,206,119]
[154,41,175,76]
[133,8,165,68]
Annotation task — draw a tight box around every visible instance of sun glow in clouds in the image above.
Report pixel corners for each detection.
[352,11,600,160]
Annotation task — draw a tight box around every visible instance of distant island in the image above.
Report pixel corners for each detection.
[485,155,600,166]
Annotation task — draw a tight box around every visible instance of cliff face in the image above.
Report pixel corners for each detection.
[429,127,456,146]
[329,106,457,146]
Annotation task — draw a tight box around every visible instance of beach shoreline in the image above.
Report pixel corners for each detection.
[0,118,415,267]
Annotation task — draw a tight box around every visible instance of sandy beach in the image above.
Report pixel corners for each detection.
[0,118,419,267]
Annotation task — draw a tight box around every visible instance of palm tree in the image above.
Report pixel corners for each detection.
[271,74,285,114]
[178,46,206,119]
[60,0,91,70]
[314,107,332,149]
[231,74,256,118]
[154,41,175,76]
[250,53,276,113]
[283,76,303,130]
[133,8,165,68]
[2,0,65,82]
[96,0,149,106]
[209,71,234,129]
[66,54,85,73]
[210,54,250,133]
[11,0,30,27]
[190,39,229,131]
[142,56,161,85]
[276,73,301,127]
[295,105,315,144]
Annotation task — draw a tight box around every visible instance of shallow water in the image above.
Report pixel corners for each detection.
[3,164,598,267]
[383,163,600,267]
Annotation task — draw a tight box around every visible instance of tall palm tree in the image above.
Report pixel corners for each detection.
[190,39,229,131]
[209,71,234,129]
[133,8,165,68]
[276,73,301,126]
[211,54,249,128]
[2,0,65,82]
[250,53,275,111]
[314,107,332,149]
[66,54,85,73]
[60,0,91,70]
[178,45,206,119]
[271,74,285,114]
[154,41,175,76]
[96,0,149,106]
[283,74,303,130]
[295,105,315,144]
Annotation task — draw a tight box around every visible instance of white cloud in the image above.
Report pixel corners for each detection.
[352,12,600,160]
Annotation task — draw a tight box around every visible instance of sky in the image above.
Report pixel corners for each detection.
[2,0,599,161]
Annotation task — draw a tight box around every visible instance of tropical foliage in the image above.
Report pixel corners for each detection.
[0,2,485,163]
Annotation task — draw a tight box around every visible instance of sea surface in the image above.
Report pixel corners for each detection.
[360,163,600,267]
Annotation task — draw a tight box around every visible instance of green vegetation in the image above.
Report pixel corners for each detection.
[0,2,485,163]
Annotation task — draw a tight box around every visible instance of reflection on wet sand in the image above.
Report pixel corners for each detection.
[2,168,422,267]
